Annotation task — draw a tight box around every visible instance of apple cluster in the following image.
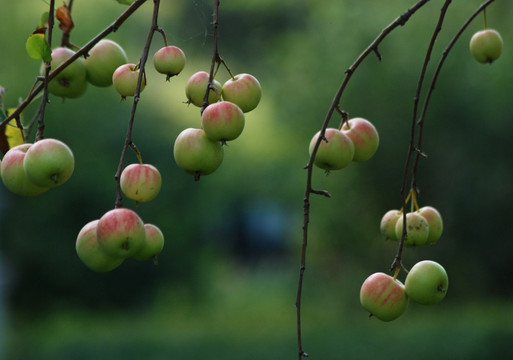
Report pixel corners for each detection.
[1,138,74,196]
[380,206,443,247]
[76,207,165,272]
[469,28,503,64]
[173,71,262,180]
[308,117,379,172]
[359,260,449,321]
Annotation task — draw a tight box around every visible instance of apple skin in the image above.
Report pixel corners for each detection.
[395,212,430,247]
[42,47,88,99]
[469,29,503,64]
[418,206,443,244]
[185,71,222,107]
[380,209,402,241]
[76,219,124,272]
[173,128,224,179]
[360,272,409,321]
[153,46,186,80]
[133,223,165,261]
[120,163,162,202]
[309,128,355,171]
[1,144,49,196]
[405,260,448,305]
[83,39,128,87]
[112,63,146,98]
[341,117,379,162]
[23,138,75,188]
[201,101,245,142]
[221,73,262,113]
[96,208,146,258]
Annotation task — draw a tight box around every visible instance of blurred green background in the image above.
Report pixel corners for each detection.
[1,0,513,359]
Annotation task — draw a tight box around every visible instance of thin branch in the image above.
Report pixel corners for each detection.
[296,1,430,358]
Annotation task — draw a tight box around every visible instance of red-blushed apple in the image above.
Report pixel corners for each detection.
[469,29,503,64]
[405,260,448,305]
[341,117,379,162]
[418,206,443,244]
[42,47,88,99]
[133,223,165,261]
[309,128,355,171]
[23,138,74,188]
[83,39,128,87]
[360,272,409,321]
[112,63,146,98]
[201,101,245,142]
[221,73,262,113]
[75,219,124,272]
[1,143,49,196]
[185,71,222,107]
[96,208,146,258]
[380,209,402,241]
[395,212,430,247]
[120,163,162,202]
[173,128,224,181]
[153,45,186,80]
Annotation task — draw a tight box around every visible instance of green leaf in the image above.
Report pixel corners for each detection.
[25,33,52,62]
[39,12,49,28]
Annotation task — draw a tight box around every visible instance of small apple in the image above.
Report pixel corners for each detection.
[23,138,74,188]
[112,63,146,98]
[1,143,49,196]
[418,206,443,244]
[360,272,409,321]
[76,219,124,272]
[221,73,262,113]
[133,223,165,261]
[469,29,503,64]
[120,163,162,202]
[341,117,379,162]
[405,260,448,305]
[173,128,224,180]
[395,212,430,247]
[83,39,128,87]
[380,209,402,241]
[185,71,222,107]
[42,47,88,99]
[201,101,245,142]
[153,45,186,80]
[309,128,355,171]
[96,208,146,258]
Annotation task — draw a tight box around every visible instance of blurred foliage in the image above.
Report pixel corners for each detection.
[1,0,513,358]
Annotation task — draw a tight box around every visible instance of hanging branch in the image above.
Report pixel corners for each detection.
[113,0,161,208]
[296,1,431,358]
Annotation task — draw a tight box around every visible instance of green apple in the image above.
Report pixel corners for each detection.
[97,208,146,258]
[469,29,503,64]
[42,47,88,99]
[309,128,355,171]
[23,138,74,188]
[1,143,49,196]
[405,260,448,305]
[201,101,245,142]
[133,223,165,261]
[112,63,146,98]
[120,163,162,202]
[76,219,124,272]
[153,45,186,80]
[341,117,379,162]
[418,206,443,244]
[221,73,262,113]
[380,209,402,241]
[185,71,222,107]
[360,272,409,321]
[173,128,224,180]
[83,39,128,87]
[395,212,430,247]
